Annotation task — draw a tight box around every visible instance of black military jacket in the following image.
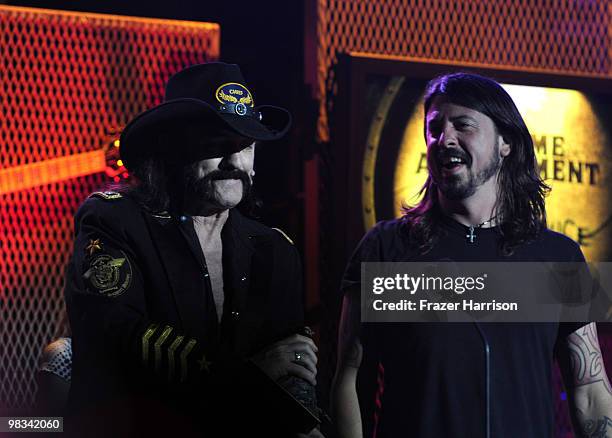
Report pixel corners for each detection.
[64,192,304,437]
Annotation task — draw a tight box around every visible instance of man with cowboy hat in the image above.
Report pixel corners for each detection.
[64,62,322,437]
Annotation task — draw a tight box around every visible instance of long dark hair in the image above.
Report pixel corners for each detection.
[114,156,261,218]
[402,72,550,255]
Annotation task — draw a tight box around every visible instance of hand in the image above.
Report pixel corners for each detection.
[250,334,318,385]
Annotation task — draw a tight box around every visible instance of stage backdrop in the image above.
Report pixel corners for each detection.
[330,53,612,438]
[0,5,219,413]
[310,0,611,142]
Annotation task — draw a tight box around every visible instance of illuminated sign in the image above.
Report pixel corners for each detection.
[366,81,611,261]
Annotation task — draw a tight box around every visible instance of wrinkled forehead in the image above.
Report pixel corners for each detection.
[425,95,491,125]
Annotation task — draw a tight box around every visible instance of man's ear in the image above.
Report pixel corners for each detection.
[499,135,511,157]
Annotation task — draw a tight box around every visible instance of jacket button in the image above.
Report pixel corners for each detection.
[240,276,247,281]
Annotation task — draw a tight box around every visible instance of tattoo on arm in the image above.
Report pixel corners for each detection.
[579,413,612,438]
[567,323,612,396]
[562,324,612,437]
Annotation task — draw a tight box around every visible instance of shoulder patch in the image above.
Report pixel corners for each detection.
[90,191,123,200]
[271,227,294,245]
[82,242,132,297]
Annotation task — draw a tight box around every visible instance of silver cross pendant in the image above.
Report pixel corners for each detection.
[466,226,476,243]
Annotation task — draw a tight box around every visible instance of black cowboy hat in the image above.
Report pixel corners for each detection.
[119,62,292,170]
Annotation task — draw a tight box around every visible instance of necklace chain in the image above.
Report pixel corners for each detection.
[474,215,496,228]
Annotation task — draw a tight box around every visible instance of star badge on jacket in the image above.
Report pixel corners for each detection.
[85,238,102,256]
[82,240,133,298]
[197,354,212,372]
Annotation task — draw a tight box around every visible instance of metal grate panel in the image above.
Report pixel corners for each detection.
[316,0,611,141]
[0,5,219,412]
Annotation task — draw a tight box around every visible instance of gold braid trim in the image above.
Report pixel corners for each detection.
[271,227,294,245]
[179,339,198,382]
[218,89,238,103]
[142,324,159,365]
[167,335,184,382]
[238,95,252,105]
[154,326,173,374]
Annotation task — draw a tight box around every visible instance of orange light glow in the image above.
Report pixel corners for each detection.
[0,150,106,195]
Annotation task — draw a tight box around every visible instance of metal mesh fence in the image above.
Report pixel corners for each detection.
[316,0,611,141]
[0,5,219,412]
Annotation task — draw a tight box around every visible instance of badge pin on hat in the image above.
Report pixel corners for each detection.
[119,63,292,171]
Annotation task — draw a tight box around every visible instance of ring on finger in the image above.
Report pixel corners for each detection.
[294,351,302,363]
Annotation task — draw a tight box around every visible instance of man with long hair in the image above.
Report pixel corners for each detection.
[64,63,322,437]
[332,73,612,437]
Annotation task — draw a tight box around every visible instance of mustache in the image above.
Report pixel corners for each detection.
[184,168,252,196]
[207,169,249,181]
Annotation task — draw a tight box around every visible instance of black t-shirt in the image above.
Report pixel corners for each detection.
[342,216,587,438]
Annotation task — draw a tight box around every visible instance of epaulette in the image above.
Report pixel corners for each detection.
[89,191,123,201]
[271,227,294,245]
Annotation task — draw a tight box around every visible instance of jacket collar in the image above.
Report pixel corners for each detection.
[142,210,211,340]
[143,208,264,347]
